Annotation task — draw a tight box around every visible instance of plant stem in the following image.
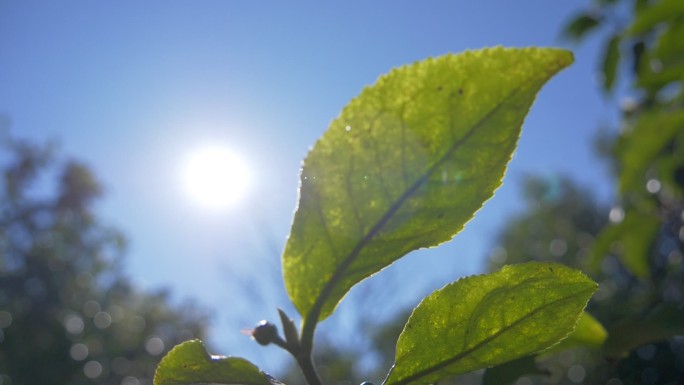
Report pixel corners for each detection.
[267,312,323,385]
[295,350,323,385]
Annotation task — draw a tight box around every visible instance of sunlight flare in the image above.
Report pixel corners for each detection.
[181,144,250,209]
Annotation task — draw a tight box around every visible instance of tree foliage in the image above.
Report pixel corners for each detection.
[473,0,684,383]
[0,135,208,385]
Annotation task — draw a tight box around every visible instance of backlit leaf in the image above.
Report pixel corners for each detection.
[283,48,574,323]
[154,340,272,385]
[384,262,596,385]
[482,312,606,385]
[542,311,607,354]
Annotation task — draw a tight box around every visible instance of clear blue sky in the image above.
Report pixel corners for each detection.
[1,0,617,375]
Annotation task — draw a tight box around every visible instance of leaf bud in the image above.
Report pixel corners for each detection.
[251,320,279,346]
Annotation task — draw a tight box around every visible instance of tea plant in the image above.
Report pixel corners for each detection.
[153,47,597,385]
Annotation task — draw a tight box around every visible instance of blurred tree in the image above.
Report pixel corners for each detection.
[0,134,208,385]
[480,0,684,383]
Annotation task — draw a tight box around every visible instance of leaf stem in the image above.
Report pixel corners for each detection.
[295,350,323,385]
[266,311,324,385]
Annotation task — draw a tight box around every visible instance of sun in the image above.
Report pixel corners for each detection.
[181,144,251,209]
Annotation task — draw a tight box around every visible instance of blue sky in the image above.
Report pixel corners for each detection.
[1,0,618,375]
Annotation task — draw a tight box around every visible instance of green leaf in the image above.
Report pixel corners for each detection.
[384,262,597,385]
[628,0,684,36]
[154,340,272,385]
[542,311,607,354]
[482,312,605,385]
[283,47,574,323]
[590,209,659,278]
[617,110,684,195]
[603,304,684,359]
[601,35,621,92]
[562,13,602,41]
[652,19,684,68]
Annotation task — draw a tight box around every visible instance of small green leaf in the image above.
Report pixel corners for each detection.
[283,47,574,323]
[542,311,607,354]
[601,35,621,92]
[278,308,300,349]
[154,340,272,385]
[562,13,602,41]
[384,262,596,385]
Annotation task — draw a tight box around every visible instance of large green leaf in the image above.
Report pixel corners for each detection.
[283,47,574,323]
[154,340,272,385]
[384,262,596,385]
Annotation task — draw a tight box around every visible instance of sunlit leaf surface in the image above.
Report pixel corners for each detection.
[482,310,606,384]
[384,262,597,385]
[154,340,271,385]
[283,47,574,323]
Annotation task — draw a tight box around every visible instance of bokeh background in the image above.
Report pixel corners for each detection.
[2,1,682,385]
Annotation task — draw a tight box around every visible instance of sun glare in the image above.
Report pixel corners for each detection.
[181,145,250,209]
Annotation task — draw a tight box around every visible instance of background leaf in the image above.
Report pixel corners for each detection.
[590,209,660,278]
[601,34,621,92]
[154,340,272,385]
[384,262,597,385]
[283,47,574,323]
[628,0,684,36]
[562,13,602,41]
[603,304,684,359]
